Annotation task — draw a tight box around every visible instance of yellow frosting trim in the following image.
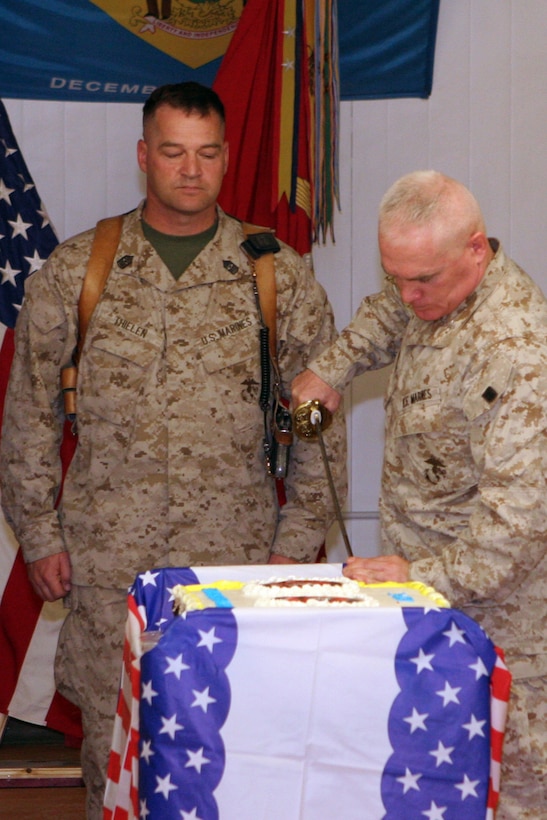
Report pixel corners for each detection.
[173,581,245,611]
[174,579,450,610]
[356,580,450,608]
[182,581,245,592]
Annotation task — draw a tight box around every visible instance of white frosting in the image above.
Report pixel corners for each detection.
[172,577,451,613]
[242,576,379,607]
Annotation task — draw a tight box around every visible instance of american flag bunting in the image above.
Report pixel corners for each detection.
[104,566,511,820]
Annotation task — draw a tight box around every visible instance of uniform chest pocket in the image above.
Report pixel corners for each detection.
[390,386,478,492]
[392,386,444,437]
[199,319,259,374]
[198,321,263,434]
[391,383,482,494]
[79,310,162,426]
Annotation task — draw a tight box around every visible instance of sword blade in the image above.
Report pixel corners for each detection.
[313,417,353,558]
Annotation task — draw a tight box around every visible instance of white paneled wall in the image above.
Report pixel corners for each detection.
[4,0,547,560]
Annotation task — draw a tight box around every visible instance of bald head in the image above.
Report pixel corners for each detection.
[377,172,494,321]
[378,171,486,255]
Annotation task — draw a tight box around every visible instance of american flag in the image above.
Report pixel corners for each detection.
[104,566,510,820]
[0,99,82,737]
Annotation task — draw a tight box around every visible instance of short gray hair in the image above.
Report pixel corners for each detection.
[379,171,486,248]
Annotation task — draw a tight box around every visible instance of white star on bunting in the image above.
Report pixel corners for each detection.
[396,767,422,793]
[185,747,210,774]
[141,680,158,705]
[159,713,184,740]
[154,772,178,799]
[410,647,435,673]
[403,707,429,733]
[442,621,467,646]
[191,686,216,713]
[435,680,461,706]
[462,713,487,739]
[429,740,454,767]
[140,570,160,587]
[197,627,222,652]
[164,654,190,679]
[455,773,480,800]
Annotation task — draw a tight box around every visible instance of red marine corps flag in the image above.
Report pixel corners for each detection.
[0,100,82,739]
[213,0,339,256]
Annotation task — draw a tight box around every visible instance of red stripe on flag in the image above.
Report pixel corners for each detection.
[126,727,139,773]
[118,685,131,731]
[109,750,122,786]
[104,593,144,818]
[0,328,43,717]
[491,649,512,705]
[490,727,505,763]
[0,546,44,711]
[486,647,512,812]
[130,785,139,820]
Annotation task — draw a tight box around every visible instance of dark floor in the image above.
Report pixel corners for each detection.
[0,718,85,819]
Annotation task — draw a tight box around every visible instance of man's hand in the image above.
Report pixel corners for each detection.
[291,369,342,414]
[268,552,299,565]
[343,555,410,583]
[27,552,72,602]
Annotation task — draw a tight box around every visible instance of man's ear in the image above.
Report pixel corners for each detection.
[137,138,147,174]
[469,231,489,260]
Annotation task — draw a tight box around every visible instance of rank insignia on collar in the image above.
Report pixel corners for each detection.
[117,255,133,269]
[223,260,239,274]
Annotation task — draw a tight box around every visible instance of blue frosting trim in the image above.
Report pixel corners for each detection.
[389,592,415,603]
[204,588,234,608]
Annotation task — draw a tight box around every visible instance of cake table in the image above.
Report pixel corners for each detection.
[104,564,510,820]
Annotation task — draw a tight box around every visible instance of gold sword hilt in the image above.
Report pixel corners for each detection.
[293,399,333,440]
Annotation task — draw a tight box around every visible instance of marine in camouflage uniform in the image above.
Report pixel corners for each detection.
[293,172,547,818]
[0,84,347,818]
[2,204,345,586]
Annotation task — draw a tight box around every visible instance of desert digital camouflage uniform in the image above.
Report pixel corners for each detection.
[0,203,347,817]
[309,240,547,818]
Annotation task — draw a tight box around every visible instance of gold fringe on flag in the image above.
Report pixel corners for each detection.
[214,0,339,254]
[308,0,340,245]
[278,0,340,245]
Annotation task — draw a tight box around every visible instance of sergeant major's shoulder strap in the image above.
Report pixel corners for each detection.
[241,223,293,466]
[241,222,280,363]
[76,214,124,365]
[61,214,123,421]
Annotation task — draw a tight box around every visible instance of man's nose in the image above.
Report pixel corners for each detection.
[181,154,199,176]
[398,280,420,304]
